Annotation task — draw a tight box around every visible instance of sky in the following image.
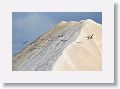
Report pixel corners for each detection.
[12,12,102,55]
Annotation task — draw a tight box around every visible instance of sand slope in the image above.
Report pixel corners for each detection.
[53,19,102,71]
[12,19,102,71]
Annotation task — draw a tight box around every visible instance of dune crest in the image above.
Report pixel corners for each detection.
[12,19,102,71]
[53,20,102,71]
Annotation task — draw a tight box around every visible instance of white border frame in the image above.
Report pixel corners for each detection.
[0,0,114,83]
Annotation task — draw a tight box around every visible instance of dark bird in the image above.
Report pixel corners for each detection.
[58,34,65,37]
[23,41,28,45]
[39,46,44,47]
[60,34,64,37]
[29,42,34,45]
[85,34,94,40]
[56,43,60,46]
[61,39,67,42]
[63,40,67,42]
[76,42,82,43]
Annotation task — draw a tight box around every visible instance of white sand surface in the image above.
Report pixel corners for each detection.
[53,20,102,71]
[12,19,102,71]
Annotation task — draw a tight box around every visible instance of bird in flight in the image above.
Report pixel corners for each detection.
[85,34,94,40]
[23,41,28,45]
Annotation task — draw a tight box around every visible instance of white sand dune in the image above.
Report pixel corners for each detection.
[12,19,102,71]
[53,20,102,71]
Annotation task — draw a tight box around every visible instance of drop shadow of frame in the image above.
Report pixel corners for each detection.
[3,3,118,87]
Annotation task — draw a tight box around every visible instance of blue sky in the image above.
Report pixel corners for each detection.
[12,12,102,55]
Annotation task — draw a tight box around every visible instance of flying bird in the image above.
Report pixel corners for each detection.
[23,41,28,45]
[85,34,94,40]
[76,42,82,43]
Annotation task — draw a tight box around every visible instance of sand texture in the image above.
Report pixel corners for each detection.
[12,19,102,71]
